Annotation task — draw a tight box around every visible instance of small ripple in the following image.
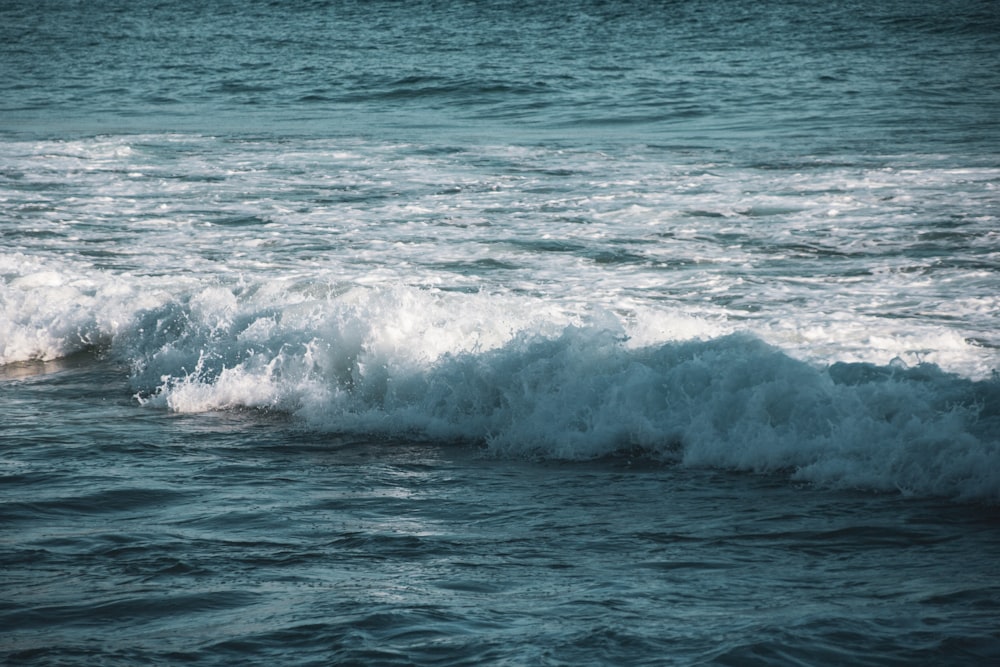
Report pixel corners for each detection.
[3,590,262,631]
[1,487,189,521]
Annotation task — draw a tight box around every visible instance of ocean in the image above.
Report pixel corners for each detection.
[2,0,999,664]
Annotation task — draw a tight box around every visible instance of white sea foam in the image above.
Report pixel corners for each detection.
[102,278,999,502]
[2,134,999,500]
[0,254,167,364]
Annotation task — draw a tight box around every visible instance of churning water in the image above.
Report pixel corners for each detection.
[2,1,999,664]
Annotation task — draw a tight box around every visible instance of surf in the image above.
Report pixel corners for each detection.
[109,282,1000,502]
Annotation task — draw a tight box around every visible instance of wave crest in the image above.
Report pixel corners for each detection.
[123,285,1000,501]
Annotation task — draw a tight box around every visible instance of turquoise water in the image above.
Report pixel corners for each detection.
[2,1,1000,664]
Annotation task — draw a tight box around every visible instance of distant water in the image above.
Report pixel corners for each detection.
[2,1,999,665]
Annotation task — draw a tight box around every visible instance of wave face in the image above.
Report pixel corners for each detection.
[5,257,994,500]
[120,283,999,501]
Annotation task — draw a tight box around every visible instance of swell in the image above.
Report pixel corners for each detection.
[111,285,1000,502]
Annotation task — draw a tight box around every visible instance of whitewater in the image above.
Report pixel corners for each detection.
[2,1,999,665]
[3,135,998,500]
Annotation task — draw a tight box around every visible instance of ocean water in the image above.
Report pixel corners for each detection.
[2,0,1000,664]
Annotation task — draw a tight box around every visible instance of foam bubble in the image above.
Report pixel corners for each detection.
[0,254,166,364]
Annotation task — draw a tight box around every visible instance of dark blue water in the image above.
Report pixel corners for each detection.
[4,0,999,154]
[4,357,1000,666]
[2,1,1000,664]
